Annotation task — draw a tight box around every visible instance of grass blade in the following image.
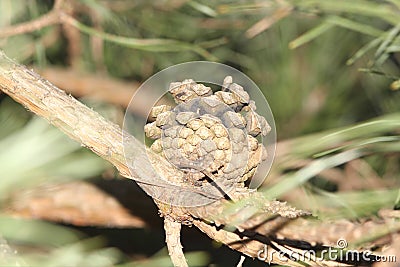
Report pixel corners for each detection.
[187,1,217,17]
[326,16,383,37]
[63,16,217,61]
[289,21,334,49]
[375,23,400,65]
[295,0,399,25]
[263,150,362,198]
[347,37,382,65]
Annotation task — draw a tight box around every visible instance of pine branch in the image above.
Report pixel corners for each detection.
[164,219,188,267]
[1,51,398,266]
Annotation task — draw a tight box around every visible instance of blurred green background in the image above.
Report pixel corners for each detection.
[0,0,399,266]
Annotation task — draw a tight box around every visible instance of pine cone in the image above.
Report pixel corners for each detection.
[145,76,270,198]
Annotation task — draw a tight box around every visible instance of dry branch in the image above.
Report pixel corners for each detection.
[1,51,399,266]
[0,50,203,266]
[4,181,148,228]
[165,219,189,267]
[0,11,60,39]
[0,0,67,39]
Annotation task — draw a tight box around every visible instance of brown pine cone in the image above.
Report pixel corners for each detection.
[145,76,270,199]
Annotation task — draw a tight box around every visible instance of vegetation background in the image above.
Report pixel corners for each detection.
[0,0,399,266]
